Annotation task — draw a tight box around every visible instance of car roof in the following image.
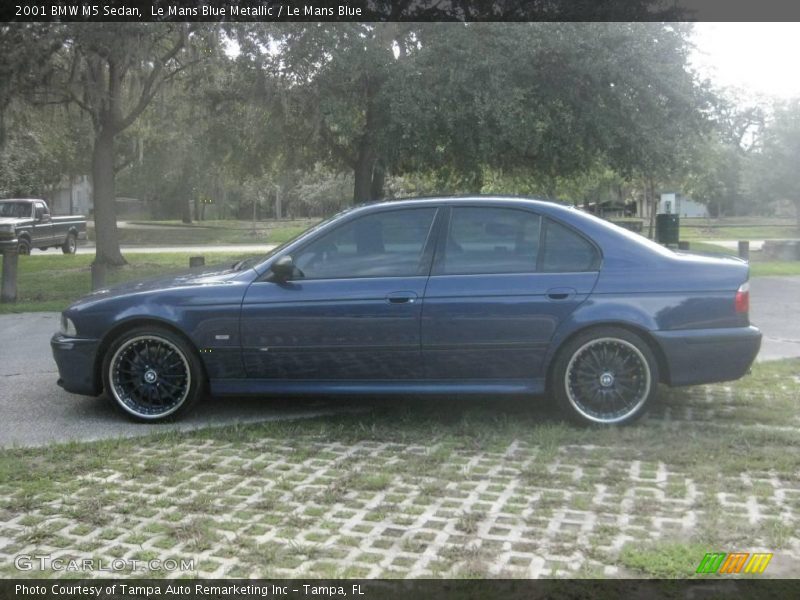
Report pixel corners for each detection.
[352,195,576,215]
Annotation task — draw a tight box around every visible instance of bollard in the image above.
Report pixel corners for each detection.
[91,261,106,291]
[738,240,750,261]
[189,256,205,268]
[1,245,19,303]
[678,241,690,250]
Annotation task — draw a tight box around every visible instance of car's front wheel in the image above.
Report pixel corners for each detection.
[552,327,659,426]
[102,326,205,422]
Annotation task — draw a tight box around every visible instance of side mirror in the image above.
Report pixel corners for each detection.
[270,255,295,281]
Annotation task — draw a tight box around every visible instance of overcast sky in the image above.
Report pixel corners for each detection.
[691,23,800,100]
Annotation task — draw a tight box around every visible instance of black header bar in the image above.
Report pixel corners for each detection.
[4,579,800,600]
[3,0,800,23]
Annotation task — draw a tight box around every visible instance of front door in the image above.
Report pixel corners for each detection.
[240,207,439,380]
[421,206,600,381]
[32,201,53,247]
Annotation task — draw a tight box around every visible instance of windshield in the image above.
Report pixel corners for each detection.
[0,201,32,219]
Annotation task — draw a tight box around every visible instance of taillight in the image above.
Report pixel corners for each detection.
[735,281,750,314]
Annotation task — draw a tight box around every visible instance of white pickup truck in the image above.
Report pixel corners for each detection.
[0,198,87,254]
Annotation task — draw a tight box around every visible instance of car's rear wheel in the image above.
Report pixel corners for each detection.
[102,326,204,422]
[62,232,77,254]
[552,327,658,426]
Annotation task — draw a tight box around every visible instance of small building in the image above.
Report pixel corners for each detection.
[47,176,148,218]
[659,192,708,218]
[48,175,92,216]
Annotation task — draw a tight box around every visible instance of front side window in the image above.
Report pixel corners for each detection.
[437,207,541,275]
[293,208,436,279]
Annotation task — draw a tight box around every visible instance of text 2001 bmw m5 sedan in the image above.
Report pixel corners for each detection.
[51,197,761,425]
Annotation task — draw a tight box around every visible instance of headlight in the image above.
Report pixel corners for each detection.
[0,224,14,240]
[60,315,77,336]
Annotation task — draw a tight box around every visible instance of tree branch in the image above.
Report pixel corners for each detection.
[116,27,187,132]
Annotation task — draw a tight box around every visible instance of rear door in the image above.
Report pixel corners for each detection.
[421,206,601,381]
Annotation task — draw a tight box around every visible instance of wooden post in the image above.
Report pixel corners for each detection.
[678,241,690,250]
[91,261,106,290]
[189,256,205,268]
[738,240,750,261]
[1,246,19,303]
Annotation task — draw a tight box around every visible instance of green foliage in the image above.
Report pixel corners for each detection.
[746,100,800,225]
[3,22,720,222]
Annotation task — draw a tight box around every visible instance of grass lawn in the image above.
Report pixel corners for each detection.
[1,359,798,578]
[0,252,256,314]
[88,219,318,246]
[3,243,800,315]
[680,217,800,242]
[677,242,800,277]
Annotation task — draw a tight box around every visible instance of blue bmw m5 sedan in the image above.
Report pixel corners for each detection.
[51,197,761,425]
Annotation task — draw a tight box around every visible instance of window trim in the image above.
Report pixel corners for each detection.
[431,206,544,277]
[259,206,441,283]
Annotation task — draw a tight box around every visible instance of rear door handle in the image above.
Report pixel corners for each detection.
[547,287,577,301]
[386,291,418,304]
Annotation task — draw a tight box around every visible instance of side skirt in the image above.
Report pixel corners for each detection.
[210,378,545,397]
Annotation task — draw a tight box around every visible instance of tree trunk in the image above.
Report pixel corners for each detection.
[91,130,126,266]
[353,143,376,204]
[181,196,193,224]
[370,162,385,201]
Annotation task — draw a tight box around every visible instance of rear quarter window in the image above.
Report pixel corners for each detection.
[541,219,600,272]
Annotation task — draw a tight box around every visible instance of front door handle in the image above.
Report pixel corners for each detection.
[386,291,418,304]
[547,287,577,301]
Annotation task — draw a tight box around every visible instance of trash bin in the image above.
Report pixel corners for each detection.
[656,213,680,245]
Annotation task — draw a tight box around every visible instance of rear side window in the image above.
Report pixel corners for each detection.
[437,207,541,275]
[541,220,599,272]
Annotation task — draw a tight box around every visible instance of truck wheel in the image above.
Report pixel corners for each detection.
[62,232,77,254]
[17,238,31,255]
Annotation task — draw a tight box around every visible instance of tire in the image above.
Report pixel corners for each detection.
[101,326,205,422]
[17,238,31,255]
[62,232,77,254]
[552,327,659,426]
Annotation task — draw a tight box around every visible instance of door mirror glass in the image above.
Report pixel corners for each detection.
[270,255,296,280]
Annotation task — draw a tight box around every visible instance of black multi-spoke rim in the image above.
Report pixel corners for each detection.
[109,335,190,418]
[565,338,650,423]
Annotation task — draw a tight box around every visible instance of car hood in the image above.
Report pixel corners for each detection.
[75,263,252,305]
[0,217,26,226]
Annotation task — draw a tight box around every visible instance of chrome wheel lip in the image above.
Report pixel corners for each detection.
[108,334,191,420]
[564,337,651,424]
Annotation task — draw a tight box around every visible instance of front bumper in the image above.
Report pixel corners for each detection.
[653,325,762,387]
[50,333,102,396]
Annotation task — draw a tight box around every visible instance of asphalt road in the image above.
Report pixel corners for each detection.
[1,276,798,449]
